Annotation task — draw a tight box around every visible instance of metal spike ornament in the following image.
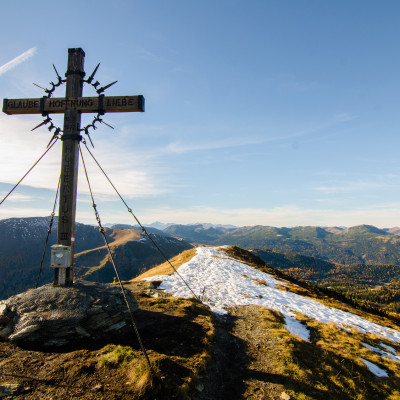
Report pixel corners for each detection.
[30,61,118,147]
[85,63,100,84]
[96,80,118,94]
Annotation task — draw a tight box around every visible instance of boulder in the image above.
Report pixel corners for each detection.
[0,280,138,348]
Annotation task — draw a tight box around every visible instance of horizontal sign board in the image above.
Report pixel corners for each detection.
[2,95,144,115]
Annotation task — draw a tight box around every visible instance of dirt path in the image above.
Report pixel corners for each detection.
[192,305,286,400]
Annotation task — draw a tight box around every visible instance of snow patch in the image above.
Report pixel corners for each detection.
[360,358,389,378]
[284,315,310,342]
[380,342,398,355]
[362,343,400,363]
[144,247,400,344]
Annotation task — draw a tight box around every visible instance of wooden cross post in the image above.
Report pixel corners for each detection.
[3,48,145,287]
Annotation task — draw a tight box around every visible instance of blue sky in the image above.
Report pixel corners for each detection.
[0,0,399,227]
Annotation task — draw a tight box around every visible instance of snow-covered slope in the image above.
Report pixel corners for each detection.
[145,247,400,346]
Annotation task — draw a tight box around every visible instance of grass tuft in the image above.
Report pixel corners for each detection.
[98,344,136,367]
[127,359,160,396]
[98,344,159,397]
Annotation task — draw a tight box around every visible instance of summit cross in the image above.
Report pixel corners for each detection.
[2,48,145,287]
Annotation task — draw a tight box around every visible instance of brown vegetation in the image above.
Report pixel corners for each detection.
[131,248,197,281]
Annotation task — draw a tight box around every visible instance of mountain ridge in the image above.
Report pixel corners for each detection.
[164,223,400,265]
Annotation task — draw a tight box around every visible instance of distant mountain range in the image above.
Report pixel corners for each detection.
[0,217,192,299]
[106,221,239,231]
[3,217,400,313]
[163,223,400,265]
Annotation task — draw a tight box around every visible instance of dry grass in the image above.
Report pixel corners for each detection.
[131,248,197,281]
[98,344,160,397]
[257,308,400,399]
[275,283,290,291]
[126,358,160,396]
[98,344,137,367]
[74,229,141,258]
[108,229,142,244]
[74,229,142,280]
[79,253,111,279]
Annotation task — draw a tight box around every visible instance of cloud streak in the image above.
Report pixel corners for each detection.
[313,181,389,195]
[0,47,37,76]
[164,112,358,155]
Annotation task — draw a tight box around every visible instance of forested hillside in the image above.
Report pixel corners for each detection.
[0,217,104,299]
[165,224,400,265]
[164,223,232,244]
[252,249,400,316]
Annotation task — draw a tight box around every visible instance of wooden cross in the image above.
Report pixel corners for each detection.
[2,48,145,286]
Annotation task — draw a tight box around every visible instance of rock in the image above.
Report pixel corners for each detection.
[92,384,103,392]
[0,280,138,348]
[105,321,126,331]
[9,324,40,341]
[86,312,109,329]
[0,304,7,316]
[195,383,204,392]
[0,383,30,397]
[75,326,90,337]
[0,326,13,339]
[43,338,69,347]
[281,392,291,400]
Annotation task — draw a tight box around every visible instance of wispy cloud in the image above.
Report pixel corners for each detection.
[161,110,359,155]
[0,193,33,203]
[313,181,388,195]
[138,48,169,64]
[166,136,269,154]
[0,206,52,220]
[0,47,37,76]
[262,73,316,93]
[0,114,171,200]
[332,113,358,123]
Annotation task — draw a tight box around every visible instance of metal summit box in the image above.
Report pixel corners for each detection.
[50,244,71,268]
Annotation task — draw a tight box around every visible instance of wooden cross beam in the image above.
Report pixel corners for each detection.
[3,95,144,115]
[2,48,145,287]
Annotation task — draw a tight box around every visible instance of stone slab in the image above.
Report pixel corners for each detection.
[0,281,138,348]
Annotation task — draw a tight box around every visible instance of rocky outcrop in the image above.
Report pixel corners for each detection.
[0,280,138,348]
